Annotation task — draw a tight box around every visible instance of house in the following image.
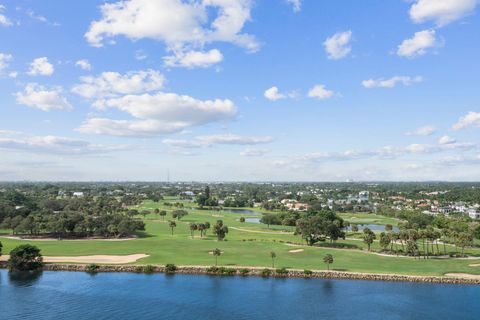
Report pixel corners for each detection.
[468,209,480,220]
[73,192,84,197]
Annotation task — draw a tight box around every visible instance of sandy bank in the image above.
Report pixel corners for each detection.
[0,254,149,264]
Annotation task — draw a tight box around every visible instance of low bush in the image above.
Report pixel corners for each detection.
[143,265,155,274]
[86,263,99,273]
[261,268,272,277]
[275,267,288,276]
[164,263,177,274]
[239,268,250,276]
[206,266,219,273]
[303,269,313,277]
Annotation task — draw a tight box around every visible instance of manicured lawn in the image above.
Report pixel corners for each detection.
[1,200,480,277]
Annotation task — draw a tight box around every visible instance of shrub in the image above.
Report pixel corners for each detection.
[239,268,250,276]
[134,266,144,273]
[303,269,313,277]
[143,265,155,274]
[8,244,43,271]
[261,268,272,277]
[220,267,236,276]
[86,263,100,273]
[164,263,177,274]
[275,267,288,276]
[206,266,219,273]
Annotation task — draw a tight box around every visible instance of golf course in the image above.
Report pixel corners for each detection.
[1,197,480,277]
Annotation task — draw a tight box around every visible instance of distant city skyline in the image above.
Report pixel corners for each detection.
[1,0,479,181]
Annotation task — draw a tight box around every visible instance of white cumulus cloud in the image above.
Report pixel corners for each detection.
[264,86,287,101]
[72,69,165,98]
[308,84,335,100]
[0,53,12,75]
[452,111,480,130]
[77,92,237,136]
[362,76,423,89]
[85,0,259,67]
[405,125,436,136]
[28,57,54,76]
[397,29,439,58]
[438,135,456,145]
[15,83,72,112]
[0,4,12,26]
[323,30,352,60]
[409,0,478,27]
[75,59,92,70]
[164,49,223,68]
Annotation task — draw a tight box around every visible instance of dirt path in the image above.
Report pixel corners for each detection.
[0,254,149,264]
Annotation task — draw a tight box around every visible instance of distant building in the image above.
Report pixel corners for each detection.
[73,192,84,197]
[358,191,369,201]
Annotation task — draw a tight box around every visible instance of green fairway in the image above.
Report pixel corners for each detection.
[1,200,480,277]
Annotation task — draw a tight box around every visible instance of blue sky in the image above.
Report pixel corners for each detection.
[0,0,479,181]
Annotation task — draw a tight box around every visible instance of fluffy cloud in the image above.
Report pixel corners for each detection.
[362,76,423,89]
[85,0,259,66]
[405,125,436,136]
[28,57,54,76]
[452,111,480,130]
[0,53,12,74]
[15,83,72,112]
[0,5,12,26]
[308,84,335,100]
[286,0,302,12]
[0,135,124,155]
[75,59,92,70]
[72,70,165,98]
[397,29,439,58]
[163,134,273,148]
[164,49,223,68]
[409,0,478,27]
[264,86,286,101]
[323,30,352,60]
[77,92,237,136]
[438,135,456,145]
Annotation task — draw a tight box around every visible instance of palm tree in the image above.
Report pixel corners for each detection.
[169,221,177,236]
[212,248,222,266]
[189,223,197,238]
[323,254,333,270]
[270,251,276,268]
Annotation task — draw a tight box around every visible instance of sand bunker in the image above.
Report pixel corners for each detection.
[444,273,480,280]
[289,249,304,254]
[469,263,480,267]
[0,254,149,264]
[208,250,224,255]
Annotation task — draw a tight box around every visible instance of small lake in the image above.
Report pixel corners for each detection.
[1,270,479,320]
[347,224,399,232]
[236,217,261,223]
[222,208,261,215]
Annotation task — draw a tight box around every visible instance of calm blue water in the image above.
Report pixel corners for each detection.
[222,208,261,215]
[1,270,479,320]
[347,224,400,232]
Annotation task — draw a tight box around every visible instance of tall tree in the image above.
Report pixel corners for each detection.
[323,254,334,270]
[270,251,276,268]
[169,221,177,236]
[212,248,221,266]
[213,220,229,241]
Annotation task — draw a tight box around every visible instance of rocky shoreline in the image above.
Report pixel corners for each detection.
[1,262,479,285]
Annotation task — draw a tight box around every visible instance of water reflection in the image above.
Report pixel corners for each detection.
[8,270,43,287]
